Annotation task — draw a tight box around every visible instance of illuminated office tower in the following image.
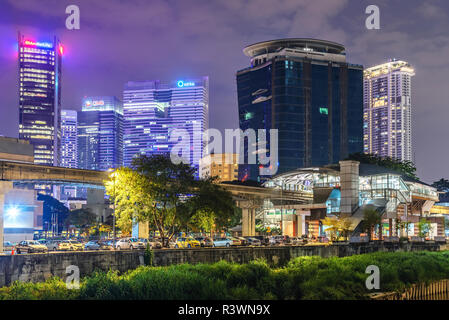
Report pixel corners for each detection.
[77,96,123,170]
[363,60,415,161]
[237,39,363,182]
[123,77,209,177]
[60,110,77,168]
[18,32,62,166]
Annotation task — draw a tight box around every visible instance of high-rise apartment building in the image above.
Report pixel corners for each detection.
[123,77,209,176]
[363,60,415,161]
[236,38,363,182]
[199,153,239,182]
[77,96,123,170]
[60,110,77,168]
[18,32,62,166]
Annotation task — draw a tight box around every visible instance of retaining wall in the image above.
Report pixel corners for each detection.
[0,242,441,287]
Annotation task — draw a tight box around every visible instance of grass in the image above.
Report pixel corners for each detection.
[1,251,449,300]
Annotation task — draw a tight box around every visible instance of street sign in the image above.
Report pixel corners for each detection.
[267,227,271,233]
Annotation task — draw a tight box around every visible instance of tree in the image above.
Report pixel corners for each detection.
[418,218,431,238]
[432,178,449,192]
[37,194,70,234]
[347,152,418,180]
[362,207,382,241]
[105,154,238,247]
[321,214,355,241]
[64,208,97,236]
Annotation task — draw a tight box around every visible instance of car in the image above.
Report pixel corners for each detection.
[212,237,233,247]
[38,239,61,251]
[115,238,135,250]
[174,237,201,248]
[236,237,248,246]
[84,240,110,250]
[195,236,213,247]
[58,240,84,251]
[270,235,285,245]
[147,238,163,249]
[15,240,48,254]
[246,237,262,246]
[230,237,243,246]
[129,238,146,249]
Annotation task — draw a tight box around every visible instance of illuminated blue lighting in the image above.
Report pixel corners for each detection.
[177,80,195,88]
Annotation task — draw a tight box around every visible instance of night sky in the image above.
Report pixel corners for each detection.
[1,0,448,183]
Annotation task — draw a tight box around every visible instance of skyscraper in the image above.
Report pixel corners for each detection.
[123,77,209,176]
[77,96,123,170]
[18,32,62,166]
[363,60,415,161]
[60,110,77,168]
[236,39,363,182]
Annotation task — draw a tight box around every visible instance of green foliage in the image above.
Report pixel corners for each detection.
[347,152,418,180]
[144,245,154,266]
[105,154,238,246]
[432,178,449,192]
[3,251,449,300]
[64,208,97,234]
[362,207,382,240]
[418,218,431,238]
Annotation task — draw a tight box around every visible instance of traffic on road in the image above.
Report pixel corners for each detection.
[2,234,322,255]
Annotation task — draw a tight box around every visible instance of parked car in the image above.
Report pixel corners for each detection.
[174,237,201,248]
[252,235,270,246]
[212,237,233,247]
[58,240,84,251]
[84,240,110,250]
[195,237,214,247]
[147,237,163,249]
[129,238,146,249]
[230,237,243,246]
[115,238,135,250]
[236,237,248,246]
[246,237,262,246]
[16,240,48,254]
[38,239,61,251]
[270,235,285,245]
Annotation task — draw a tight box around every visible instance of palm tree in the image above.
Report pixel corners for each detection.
[362,208,382,241]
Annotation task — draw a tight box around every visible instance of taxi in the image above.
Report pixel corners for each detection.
[174,237,201,248]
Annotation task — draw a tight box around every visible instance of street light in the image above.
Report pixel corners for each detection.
[108,168,116,250]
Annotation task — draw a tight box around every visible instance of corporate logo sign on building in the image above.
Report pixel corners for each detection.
[176,80,195,88]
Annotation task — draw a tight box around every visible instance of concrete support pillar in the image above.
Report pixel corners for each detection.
[296,214,304,237]
[242,208,250,237]
[339,160,360,215]
[250,208,256,236]
[0,181,13,253]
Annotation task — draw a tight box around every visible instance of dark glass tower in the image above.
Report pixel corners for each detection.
[18,32,62,166]
[236,39,363,182]
[77,96,123,170]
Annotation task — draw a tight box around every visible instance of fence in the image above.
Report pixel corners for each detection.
[372,279,449,300]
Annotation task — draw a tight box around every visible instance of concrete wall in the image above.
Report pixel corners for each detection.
[0,243,441,287]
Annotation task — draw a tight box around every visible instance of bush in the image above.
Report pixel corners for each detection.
[2,251,449,300]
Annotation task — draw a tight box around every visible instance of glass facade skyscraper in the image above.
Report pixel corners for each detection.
[60,109,77,168]
[236,39,363,182]
[77,96,123,171]
[18,32,62,166]
[123,77,209,177]
[363,60,414,161]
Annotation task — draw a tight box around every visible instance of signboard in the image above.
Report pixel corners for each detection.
[177,80,195,88]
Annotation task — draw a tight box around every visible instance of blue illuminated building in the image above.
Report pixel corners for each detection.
[77,96,123,170]
[18,32,63,166]
[236,39,363,182]
[123,77,209,177]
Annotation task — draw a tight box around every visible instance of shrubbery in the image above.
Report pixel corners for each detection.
[2,251,449,300]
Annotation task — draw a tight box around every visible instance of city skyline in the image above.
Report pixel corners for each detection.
[1,0,448,183]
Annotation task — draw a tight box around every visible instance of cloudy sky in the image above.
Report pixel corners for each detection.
[0,0,448,183]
